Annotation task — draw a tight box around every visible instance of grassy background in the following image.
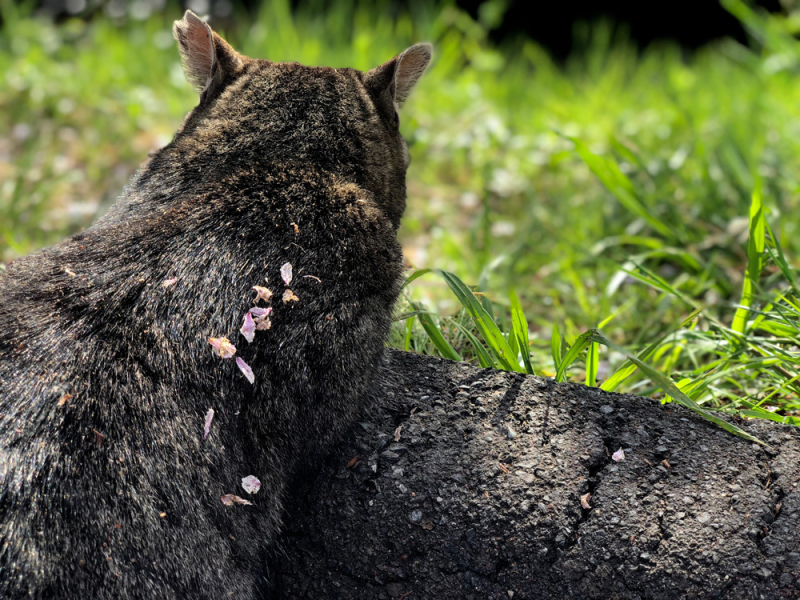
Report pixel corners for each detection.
[1,0,799,428]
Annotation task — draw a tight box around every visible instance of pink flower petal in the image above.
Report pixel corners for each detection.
[241,475,261,495]
[580,493,592,510]
[254,317,272,331]
[236,357,255,384]
[240,313,255,343]
[208,337,236,359]
[161,278,178,288]
[612,448,625,462]
[203,408,214,440]
[220,494,252,506]
[248,307,273,318]
[280,262,293,286]
[282,289,299,303]
[253,286,273,303]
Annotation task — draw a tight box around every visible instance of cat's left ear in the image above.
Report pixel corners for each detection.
[365,43,433,108]
[173,10,242,96]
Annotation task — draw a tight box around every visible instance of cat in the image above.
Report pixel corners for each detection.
[0,10,431,598]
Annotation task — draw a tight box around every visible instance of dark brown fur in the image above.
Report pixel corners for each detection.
[0,12,430,598]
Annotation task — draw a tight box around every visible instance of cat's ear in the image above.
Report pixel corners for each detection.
[173,10,242,95]
[393,44,433,103]
[366,43,433,108]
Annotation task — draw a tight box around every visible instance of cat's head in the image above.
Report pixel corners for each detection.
[169,10,431,228]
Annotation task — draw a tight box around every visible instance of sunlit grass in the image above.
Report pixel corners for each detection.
[1,0,798,430]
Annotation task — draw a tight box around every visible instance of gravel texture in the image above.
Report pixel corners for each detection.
[269,350,800,599]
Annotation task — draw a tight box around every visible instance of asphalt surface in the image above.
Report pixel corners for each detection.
[270,349,800,599]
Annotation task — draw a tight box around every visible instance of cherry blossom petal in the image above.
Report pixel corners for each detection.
[612,448,625,462]
[220,494,252,506]
[248,307,272,318]
[241,475,261,495]
[253,286,273,303]
[208,337,236,359]
[240,313,255,343]
[280,262,293,286]
[282,289,299,303]
[236,357,255,384]
[254,317,272,331]
[203,408,214,440]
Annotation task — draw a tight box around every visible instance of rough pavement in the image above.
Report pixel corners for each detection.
[269,350,800,599]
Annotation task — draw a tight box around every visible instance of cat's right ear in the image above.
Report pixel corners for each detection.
[365,43,433,110]
[173,11,242,96]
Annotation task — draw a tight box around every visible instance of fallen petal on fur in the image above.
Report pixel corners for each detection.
[240,313,256,343]
[280,262,293,286]
[203,408,214,440]
[252,286,273,303]
[241,475,261,495]
[220,494,252,506]
[236,357,255,384]
[208,337,236,358]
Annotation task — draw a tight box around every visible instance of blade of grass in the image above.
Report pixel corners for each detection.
[766,222,800,297]
[439,270,523,372]
[621,262,699,309]
[507,300,521,361]
[601,308,702,392]
[586,341,599,387]
[403,268,432,288]
[404,315,414,352]
[555,329,596,383]
[569,137,676,240]
[551,324,564,373]
[738,405,800,426]
[732,181,765,334]
[411,269,524,372]
[410,302,462,362]
[590,331,766,445]
[510,291,534,374]
[449,319,495,369]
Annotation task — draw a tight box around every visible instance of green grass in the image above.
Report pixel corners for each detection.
[1,0,799,434]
